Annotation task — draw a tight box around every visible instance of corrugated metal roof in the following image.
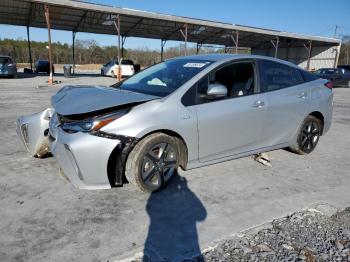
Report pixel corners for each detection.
[0,0,341,48]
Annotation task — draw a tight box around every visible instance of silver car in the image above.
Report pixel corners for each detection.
[0,55,17,77]
[17,54,333,192]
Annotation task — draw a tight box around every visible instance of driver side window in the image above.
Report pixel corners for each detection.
[181,61,256,106]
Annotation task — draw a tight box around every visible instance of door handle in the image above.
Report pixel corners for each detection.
[253,100,265,108]
[298,92,307,99]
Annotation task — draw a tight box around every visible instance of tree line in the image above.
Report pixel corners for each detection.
[0,38,219,66]
[0,37,349,66]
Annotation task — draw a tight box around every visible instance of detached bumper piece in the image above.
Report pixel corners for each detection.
[104,133,138,187]
[16,108,54,157]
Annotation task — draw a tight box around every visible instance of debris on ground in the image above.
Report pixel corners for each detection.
[199,205,350,262]
[254,153,272,167]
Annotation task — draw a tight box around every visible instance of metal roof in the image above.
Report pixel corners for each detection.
[0,0,341,48]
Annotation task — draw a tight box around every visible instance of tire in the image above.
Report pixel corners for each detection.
[290,115,322,155]
[111,70,115,78]
[125,133,180,193]
[101,69,104,76]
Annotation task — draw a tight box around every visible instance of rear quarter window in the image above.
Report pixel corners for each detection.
[259,60,304,92]
[300,70,319,82]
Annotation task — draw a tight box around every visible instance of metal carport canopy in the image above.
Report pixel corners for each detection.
[0,0,341,49]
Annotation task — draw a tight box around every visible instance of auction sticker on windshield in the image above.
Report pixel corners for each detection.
[183,62,209,68]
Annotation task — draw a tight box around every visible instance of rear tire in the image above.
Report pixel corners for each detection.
[125,133,180,193]
[290,115,322,155]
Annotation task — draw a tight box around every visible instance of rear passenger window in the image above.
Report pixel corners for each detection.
[259,60,304,92]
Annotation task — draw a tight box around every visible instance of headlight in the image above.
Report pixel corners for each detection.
[61,110,128,134]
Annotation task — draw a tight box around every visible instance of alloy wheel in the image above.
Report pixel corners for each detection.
[299,120,321,152]
[141,143,177,188]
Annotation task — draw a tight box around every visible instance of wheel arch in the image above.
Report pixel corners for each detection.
[106,129,188,187]
[309,111,324,135]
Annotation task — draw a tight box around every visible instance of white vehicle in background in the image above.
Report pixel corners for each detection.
[101,59,135,78]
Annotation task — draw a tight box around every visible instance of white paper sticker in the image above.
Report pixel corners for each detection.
[183,62,207,68]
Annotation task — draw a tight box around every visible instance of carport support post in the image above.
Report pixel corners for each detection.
[303,40,312,71]
[161,39,166,61]
[72,31,76,75]
[196,42,202,54]
[121,36,126,58]
[179,24,188,56]
[26,26,33,71]
[44,5,53,85]
[114,15,122,81]
[270,37,279,58]
[230,30,239,54]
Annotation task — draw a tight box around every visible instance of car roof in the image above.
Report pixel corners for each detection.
[0,55,12,58]
[172,53,300,69]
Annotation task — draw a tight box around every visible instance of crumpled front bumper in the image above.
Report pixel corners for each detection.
[50,128,121,190]
[16,108,54,157]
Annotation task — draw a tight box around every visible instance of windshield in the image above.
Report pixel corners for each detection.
[114,59,213,97]
[0,57,11,64]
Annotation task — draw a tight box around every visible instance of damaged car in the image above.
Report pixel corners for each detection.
[16,54,333,192]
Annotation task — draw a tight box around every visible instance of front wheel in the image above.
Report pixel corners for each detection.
[125,133,180,193]
[290,115,322,155]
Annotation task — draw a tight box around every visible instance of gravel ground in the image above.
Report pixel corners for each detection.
[201,205,350,262]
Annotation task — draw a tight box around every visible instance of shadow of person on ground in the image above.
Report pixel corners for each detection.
[143,174,207,261]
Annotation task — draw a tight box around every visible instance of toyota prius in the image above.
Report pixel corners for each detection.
[17,54,333,192]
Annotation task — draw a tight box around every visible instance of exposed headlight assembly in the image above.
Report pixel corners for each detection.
[61,109,128,134]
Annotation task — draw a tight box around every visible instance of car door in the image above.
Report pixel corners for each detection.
[193,60,267,162]
[258,60,310,147]
[331,69,344,86]
[337,69,350,86]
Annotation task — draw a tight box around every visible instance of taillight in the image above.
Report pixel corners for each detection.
[325,81,333,89]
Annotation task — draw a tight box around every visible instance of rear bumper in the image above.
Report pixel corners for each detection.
[322,92,333,135]
[50,128,120,190]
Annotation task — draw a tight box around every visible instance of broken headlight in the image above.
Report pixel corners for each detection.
[61,110,129,134]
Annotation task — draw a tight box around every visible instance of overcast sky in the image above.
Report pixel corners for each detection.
[0,0,349,49]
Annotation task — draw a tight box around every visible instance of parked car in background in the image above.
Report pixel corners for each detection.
[35,60,54,74]
[17,54,333,193]
[314,68,350,87]
[101,59,135,78]
[338,64,350,72]
[0,55,17,78]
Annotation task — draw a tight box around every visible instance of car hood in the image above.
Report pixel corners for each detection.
[51,85,159,116]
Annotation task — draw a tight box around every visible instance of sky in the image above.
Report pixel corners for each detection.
[1,0,350,50]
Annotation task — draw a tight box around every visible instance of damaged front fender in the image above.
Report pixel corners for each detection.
[16,108,54,158]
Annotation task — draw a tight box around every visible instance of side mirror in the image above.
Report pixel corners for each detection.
[206,83,227,99]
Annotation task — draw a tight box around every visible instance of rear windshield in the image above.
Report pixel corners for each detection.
[113,59,213,97]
